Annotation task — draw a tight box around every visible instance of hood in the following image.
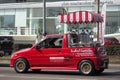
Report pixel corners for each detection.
[11,48,32,59]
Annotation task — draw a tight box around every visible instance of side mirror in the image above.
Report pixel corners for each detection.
[36,45,41,49]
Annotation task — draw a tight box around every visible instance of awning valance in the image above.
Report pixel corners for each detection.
[58,11,103,23]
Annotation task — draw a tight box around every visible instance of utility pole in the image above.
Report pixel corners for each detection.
[95,0,99,14]
[43,0,46,36]
[95,0,100,41]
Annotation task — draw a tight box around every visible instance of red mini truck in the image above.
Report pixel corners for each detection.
[10,11,109,75]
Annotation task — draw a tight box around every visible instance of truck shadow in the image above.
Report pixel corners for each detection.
[98,71,120,76]
[27,70,120,76]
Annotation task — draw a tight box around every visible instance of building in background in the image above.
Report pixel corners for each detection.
[0,0,119,51]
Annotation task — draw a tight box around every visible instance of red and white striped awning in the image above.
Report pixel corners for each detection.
[58,11,103,23]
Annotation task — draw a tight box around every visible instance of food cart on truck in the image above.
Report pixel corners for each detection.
[57,11,109,74]
[58,11,104,46]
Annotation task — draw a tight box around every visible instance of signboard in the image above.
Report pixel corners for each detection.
[61,0,115,6]
[99,4,106,44]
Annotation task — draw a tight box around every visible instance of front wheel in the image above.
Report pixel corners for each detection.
[78,60,95,75]
[14,58,29,73]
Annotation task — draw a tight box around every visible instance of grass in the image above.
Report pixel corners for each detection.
[109,55,120,64]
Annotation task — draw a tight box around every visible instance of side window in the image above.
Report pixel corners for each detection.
[50,36,63,48]
[54,38,63,48]
[37,36,63,48]
[37,38,50,48]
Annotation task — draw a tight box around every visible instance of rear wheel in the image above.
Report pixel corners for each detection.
[14,58,29,73]
[78,60,95,75]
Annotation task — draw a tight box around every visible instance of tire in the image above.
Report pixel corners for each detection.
[14,58,29,73]
[78,60,95,75]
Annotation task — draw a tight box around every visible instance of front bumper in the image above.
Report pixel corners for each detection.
[10,58,14,67]
[94,57,109,70]
[100,59,109,69]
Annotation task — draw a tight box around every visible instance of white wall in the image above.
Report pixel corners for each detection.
[15,9,26,27]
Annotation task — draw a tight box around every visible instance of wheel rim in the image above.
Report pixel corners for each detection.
[16,61,25,72]
[81,62,92,74]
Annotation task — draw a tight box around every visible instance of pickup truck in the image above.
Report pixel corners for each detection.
[10,33,109,75]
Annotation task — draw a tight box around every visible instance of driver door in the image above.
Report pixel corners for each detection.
[31,36,74,67]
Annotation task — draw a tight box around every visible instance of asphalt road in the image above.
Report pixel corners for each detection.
[0,64,120,80]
